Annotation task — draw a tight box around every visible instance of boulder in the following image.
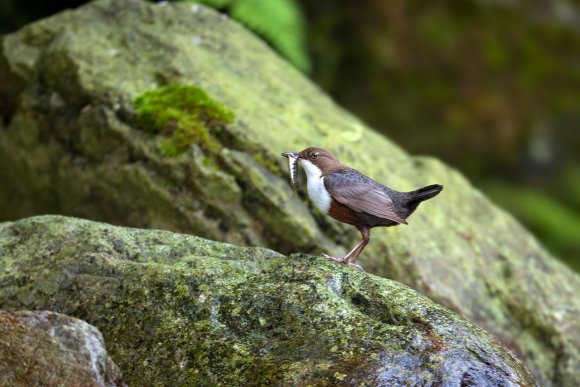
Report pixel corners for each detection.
[0,0,577,384]
[0,310,123,386]
[0,215,536,385]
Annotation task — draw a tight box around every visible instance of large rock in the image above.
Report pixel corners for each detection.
[0,215,537,385]
[0,0,577,384]
[0,310,123,386]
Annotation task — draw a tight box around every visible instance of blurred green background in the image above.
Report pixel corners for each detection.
[2,0,579,271]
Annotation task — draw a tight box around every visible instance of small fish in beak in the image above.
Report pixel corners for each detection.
[281,152,300,187]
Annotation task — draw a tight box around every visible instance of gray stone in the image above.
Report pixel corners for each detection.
[0,310,123,386]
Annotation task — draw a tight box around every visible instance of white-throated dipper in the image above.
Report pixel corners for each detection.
[282,147,443,268]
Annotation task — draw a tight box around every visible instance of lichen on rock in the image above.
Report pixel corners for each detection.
[0,215,537,386]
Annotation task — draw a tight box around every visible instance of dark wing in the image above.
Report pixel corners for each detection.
[324,170,407,224]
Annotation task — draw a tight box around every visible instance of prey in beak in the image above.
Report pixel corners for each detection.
[281,152,300,187]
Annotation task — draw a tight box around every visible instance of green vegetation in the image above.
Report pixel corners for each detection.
[185,0,310,72]
[133,85,234,157]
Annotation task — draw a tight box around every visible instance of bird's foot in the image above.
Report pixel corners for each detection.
[321,253,364,271]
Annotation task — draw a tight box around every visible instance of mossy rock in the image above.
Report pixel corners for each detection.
[0,0,578,384]
[133,84,234,156]
[0,215,537,385]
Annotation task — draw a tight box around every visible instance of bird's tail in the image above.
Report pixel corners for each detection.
[409,184,443,203]
[404,184,443,216]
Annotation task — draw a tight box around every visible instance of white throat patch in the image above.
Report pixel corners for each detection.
[301,160,331,213]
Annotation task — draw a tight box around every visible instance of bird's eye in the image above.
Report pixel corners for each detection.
[311,153,319,159]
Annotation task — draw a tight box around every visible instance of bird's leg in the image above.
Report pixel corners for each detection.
[321,227,370,270]
[347,226,370,264]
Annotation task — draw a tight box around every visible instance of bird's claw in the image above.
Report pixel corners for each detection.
[320,253,364,271]
[320,252,337,260]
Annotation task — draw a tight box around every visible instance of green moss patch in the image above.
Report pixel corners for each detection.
[133,85,234,156]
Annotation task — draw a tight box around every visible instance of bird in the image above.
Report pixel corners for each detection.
[282,147,443,269]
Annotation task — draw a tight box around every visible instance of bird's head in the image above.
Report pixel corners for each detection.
[282,147,345,178]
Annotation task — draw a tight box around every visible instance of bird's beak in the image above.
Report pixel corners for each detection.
[281,152,300,159]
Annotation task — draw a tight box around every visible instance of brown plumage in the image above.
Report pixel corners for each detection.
[282,147,443,269]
